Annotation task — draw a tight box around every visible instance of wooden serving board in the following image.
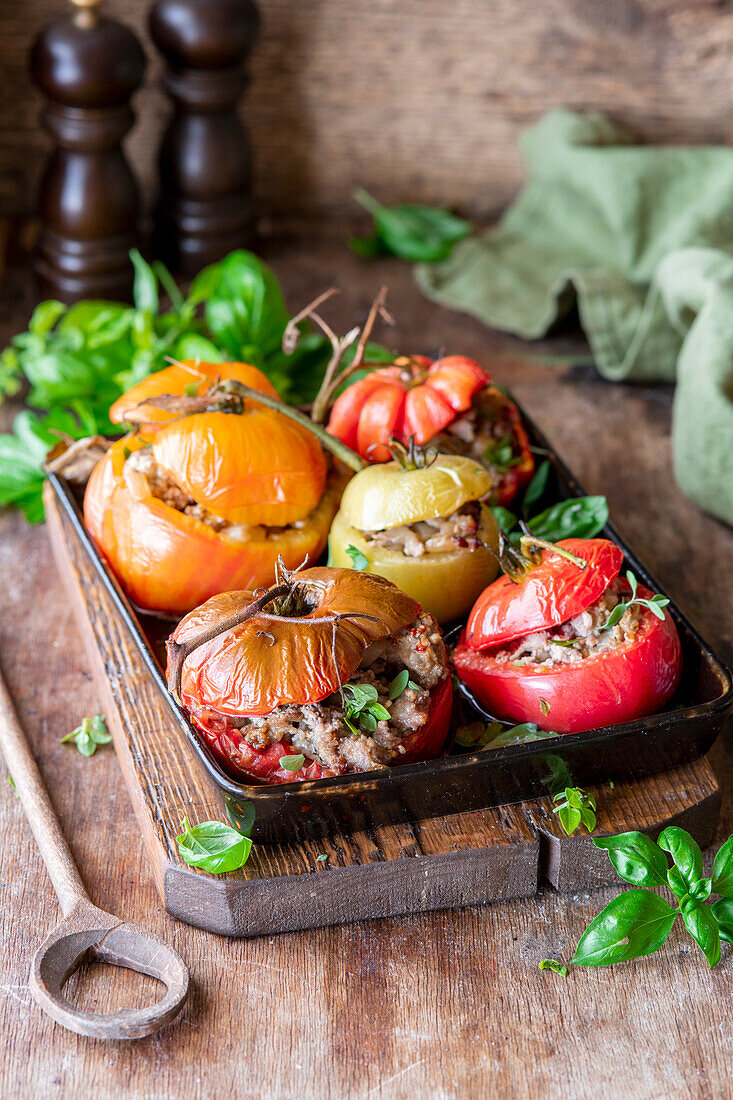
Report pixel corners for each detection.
[44,484,722,938]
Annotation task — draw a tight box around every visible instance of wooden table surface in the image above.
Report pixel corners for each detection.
[1,232,732,1099]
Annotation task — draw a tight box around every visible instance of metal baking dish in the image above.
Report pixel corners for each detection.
[47,401,732,843]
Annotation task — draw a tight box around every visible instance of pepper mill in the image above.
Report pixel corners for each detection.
[149,0,260,275]
[30,0,145,303]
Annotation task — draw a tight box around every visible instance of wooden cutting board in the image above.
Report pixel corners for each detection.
[44,484,722,938]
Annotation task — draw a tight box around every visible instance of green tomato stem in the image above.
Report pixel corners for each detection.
[219,380,365,472]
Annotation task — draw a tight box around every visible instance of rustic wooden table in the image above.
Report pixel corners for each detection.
[1,232,731,1099]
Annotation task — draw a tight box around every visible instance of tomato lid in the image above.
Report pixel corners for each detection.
[465,537,624,651]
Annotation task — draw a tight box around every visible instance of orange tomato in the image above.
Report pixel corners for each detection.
[85,362,345,615]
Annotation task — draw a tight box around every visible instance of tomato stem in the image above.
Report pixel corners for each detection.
[518,535,588,570]
[216,381,365,472]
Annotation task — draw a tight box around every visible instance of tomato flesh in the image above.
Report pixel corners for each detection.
[454,586,682,734]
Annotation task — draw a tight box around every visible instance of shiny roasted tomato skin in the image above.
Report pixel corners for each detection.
[189,676,453,783]
[466,538,624,651]
[453,586,682,734]
[327,355,489,462]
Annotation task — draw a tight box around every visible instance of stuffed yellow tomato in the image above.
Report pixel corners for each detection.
[329,448,500,623]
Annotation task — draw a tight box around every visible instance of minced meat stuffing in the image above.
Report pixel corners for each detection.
[494,579,642,667]
[190,612,449,774]
[362,501,482,557]
[125,447,306,540]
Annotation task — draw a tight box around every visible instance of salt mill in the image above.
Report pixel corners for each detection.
[149,0,260,275]
[30,0,146,303]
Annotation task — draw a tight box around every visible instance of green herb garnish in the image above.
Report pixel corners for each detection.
[341,682,391,734]
[388,669,419,700]
[345,545,370,571]
[601,570,670,630]
[350,189,472,263]
[279,754,306,772]
[552,786,597,835]
[60,713,112,757]
[176,815,252,874]
[539,959,568,977]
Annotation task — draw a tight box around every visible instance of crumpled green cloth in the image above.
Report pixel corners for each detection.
[416,110,733,526]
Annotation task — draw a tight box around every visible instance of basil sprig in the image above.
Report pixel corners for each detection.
[601,570,670,630]
[176,815,252,874]
[553,786,597,835]
[60,713,112,757]
[341,682,391,734]
[350,189,472,263]
[571,826,733,969]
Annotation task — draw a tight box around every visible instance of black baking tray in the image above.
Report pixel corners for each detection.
[47,402,732,843]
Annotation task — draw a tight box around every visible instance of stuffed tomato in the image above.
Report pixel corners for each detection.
[453,537,682,733]
[84,360,348,616]
[167,566,453,783]
[326,354,534,505]
[328,450,500,624]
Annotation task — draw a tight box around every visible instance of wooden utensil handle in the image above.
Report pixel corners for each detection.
[0,669,88,915]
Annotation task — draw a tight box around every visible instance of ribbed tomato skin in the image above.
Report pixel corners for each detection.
[454,587,682,734]
[466,539,624,650]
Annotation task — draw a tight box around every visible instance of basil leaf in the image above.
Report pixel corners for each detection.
[524,495,609,543]
[482,723,556,749]
[187,250,289,361]
[522,460,550,518]
[131,249,159,314]
[279,754,305,772]
[593,832,669,887]
[176,816,252,874]
[538,959,567,977]
[345,545,370,571]
[681,903,721,968]
[572,890,677,967]
[667,865,689,900]
[490,506,517,536]
[29,300,66,336]
[369,703,391,722]
[389,670,410,700]
[712,834,733,898]
[558,806,581,835]
[352,189,472,263]
[710,897,733,943]
[657,826,703,892]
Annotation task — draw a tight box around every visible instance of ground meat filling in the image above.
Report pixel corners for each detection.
[493,580,642,667]
[361,501,482,557]
[202,612,449,774]
[124,448,307,541]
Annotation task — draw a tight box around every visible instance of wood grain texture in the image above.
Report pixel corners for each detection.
[4,1,733,221]
[1,235,732,1097]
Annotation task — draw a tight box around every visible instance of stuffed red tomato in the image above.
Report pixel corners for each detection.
[326,354,534,504]
[453,538,682,734]
[167,565,453,783]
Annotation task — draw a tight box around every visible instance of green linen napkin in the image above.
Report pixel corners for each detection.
[416,110,733,526]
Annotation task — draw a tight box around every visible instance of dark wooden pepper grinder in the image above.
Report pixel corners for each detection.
[149,0,260,275]
[30,0,146,303]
